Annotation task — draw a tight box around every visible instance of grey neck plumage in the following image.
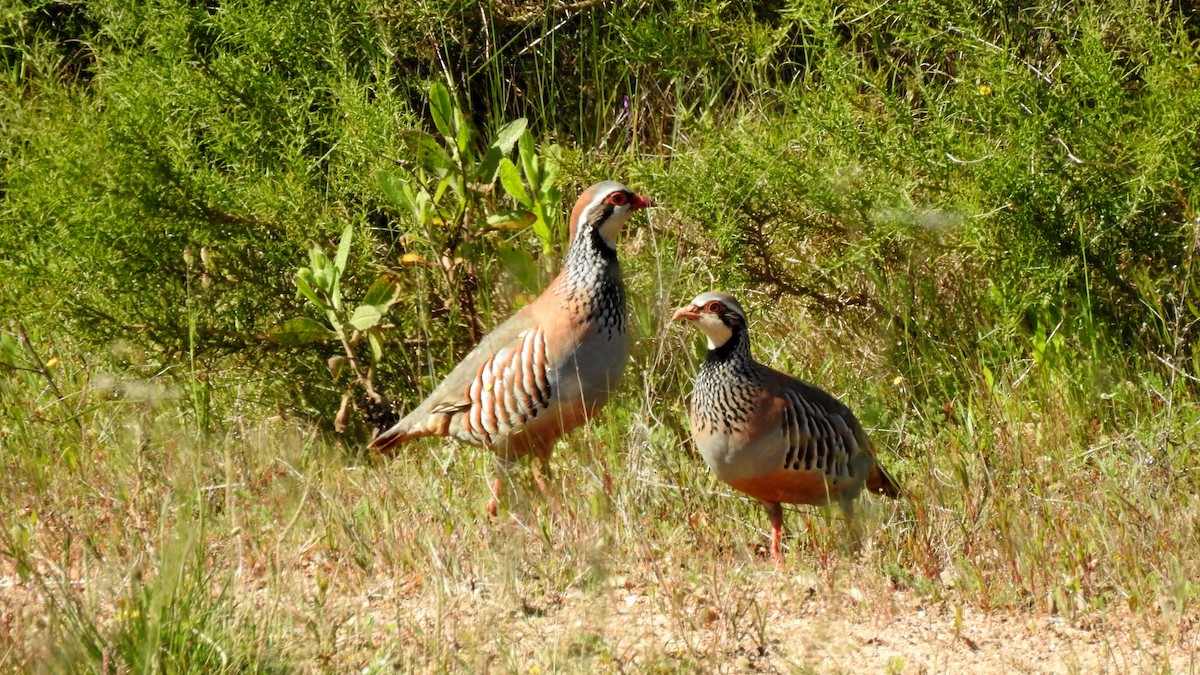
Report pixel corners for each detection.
[694,327,761,433]
[557,226,626,336]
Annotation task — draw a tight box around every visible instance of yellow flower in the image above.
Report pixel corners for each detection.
[977,84,993,96]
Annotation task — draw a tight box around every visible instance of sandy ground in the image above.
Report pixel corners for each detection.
[4,558,1198,673]
[552,582,1200,673]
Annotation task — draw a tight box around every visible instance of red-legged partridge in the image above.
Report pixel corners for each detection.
[371,181,651,513]
[673,291,900,558]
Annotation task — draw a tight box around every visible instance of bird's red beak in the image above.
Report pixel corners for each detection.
[672,305,700,322]
[630,193,652,210]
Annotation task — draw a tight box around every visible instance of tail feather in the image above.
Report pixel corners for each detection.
[368,411,447,453]
[368,423,414,453]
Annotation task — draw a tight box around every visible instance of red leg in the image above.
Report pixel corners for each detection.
[518,443,553,497]
[487,476,502,519]
[765,502,785,561]
[532,459,551,495]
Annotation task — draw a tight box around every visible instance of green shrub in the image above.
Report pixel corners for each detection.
[2,0,1197,432]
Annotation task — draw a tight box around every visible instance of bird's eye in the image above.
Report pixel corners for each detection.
[607,192,629,206]
[705,301,724,313]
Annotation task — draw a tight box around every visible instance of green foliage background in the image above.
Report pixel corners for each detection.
[5,1,1197,421]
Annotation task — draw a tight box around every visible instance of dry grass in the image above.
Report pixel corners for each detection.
[3,260,1199,672]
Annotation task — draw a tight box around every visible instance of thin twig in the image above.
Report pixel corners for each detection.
[14,322,84,433]
[945,152,993,165]
[1155,354,1200,384]
[1054,136,1084,164]
[0,361,43,374]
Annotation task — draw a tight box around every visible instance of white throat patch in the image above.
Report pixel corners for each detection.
[703,322,733,351]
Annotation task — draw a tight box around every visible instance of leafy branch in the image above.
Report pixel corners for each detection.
[268,224,401,432]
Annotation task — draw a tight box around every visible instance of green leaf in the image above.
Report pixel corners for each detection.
[267,317,334,346]
[367,327,384,363]
[499,158,531,207]
[308,245,328,276]
[295,269,326,309]
[491,118,528,156]
[334,225,353,273]
[543,185,562,233]
[496,245,539,293]
[348,304,384,331]
[414,191,432,224]
[532,216,552,251]
[401,131,454,173]
[378,171,414,214]
[311,245,340,296]
[540,145,560,195]
[542,190,562,232]
[486,210,536,231]
[331,223,353,310]
[476,146,504,186]
[429,82,454,141]
[476,118,528,185]
[362,275,401,309]
[455,106,471,155]
[327,355,348,379]
[517,130,537,184]
[433,175,453,203]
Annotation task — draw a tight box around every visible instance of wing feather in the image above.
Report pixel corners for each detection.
[774,372,865,483]
[448,326,553,446]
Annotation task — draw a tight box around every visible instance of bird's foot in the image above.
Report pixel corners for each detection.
[486,477,503,519]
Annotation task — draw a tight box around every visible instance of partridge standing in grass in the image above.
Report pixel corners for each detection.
[673,291,900,558]
[370,181,651,514]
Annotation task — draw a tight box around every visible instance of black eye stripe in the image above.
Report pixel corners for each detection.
[586,204,615,230]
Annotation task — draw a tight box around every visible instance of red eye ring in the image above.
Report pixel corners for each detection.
[705,301,723,313]
[607,192,628,206]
